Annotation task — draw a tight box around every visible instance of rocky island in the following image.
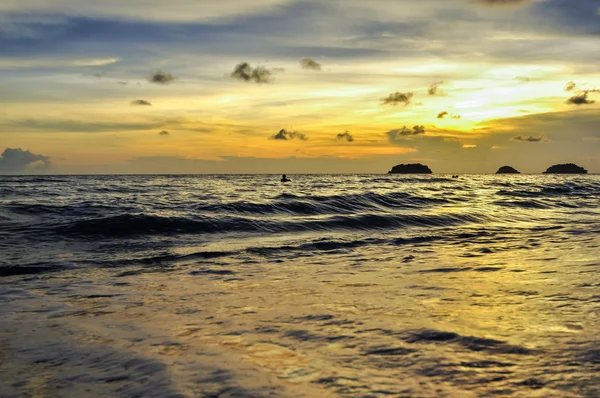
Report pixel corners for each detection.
[543,163,588,174]
[496,166,520,174]
[388,163,432,174]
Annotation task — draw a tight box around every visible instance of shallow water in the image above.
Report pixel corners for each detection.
[1,174,599,397]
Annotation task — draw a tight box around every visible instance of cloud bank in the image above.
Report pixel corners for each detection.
[0,147,51,172]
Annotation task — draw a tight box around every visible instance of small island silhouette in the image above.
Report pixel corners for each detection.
[543,163,588,174]
[388,163,432,174]
[496,166,520,174]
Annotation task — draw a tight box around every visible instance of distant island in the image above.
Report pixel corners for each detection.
[388,163,432,174]
[496,166,520,174]
[543,163,588,174]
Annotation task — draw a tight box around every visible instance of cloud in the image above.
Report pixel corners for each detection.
[462,144,477,148]
[231,62,273,84]
[513,135,543,142]
[428,81,444,96]
[131,99,152,106]
[381,91,414,106]
[270,129,308,141]
[566,91,595,105]
[437,111,449,119]
[148,70,175,85]
[335,131,354,142]
[159,130,169,136]
[386,125,426,141]
[565,81,577,92]
[472,0,535,6]
[0,147,51,172]
[514,76,531,83]
[452,114,462,119]
[300,57,321,71]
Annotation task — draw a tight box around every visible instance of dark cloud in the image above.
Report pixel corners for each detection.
[567,91,595,105]
[231,62,273,84]
[148,70,175,85]
[300,58,322,71]
[158,130,169,136]
[386,125,426,141]
[381,92,414,106]
[437,111,449,119]
[513,135,543,142]
[0,147,51,172]
[472,0,534,6]
[428,81,444,96]
[565,81,577,92]
[335,131,354,142]
[131,99,152,106]
[270,129,308,141]
[452,114,462,119]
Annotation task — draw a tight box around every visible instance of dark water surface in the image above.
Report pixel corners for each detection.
[1,174,599,397]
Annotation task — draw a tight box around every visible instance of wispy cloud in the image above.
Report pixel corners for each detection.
[514,76,531,83]
[131,99,152,106]
[148,70,176,85]
[428,81,444,96]
[270,129,308,141]
[381,92,414,106]
[513,135,543,142]
[565,81,577,92]
[300,57,321,71]
[335,131,354,142]
[0,147,51,172]
[386,125,425,141]
[231,62,273,84]
[472,0,536,7]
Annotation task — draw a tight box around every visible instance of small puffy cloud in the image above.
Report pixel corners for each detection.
[462,144,477,148]
[386,125,425,141]
[131,99,152,106]
[270,129,308,141]
[513,135,543,142]
[437,111,449,119]
[158,130,169,136]
[381,91,414,106]
[231,62,273,84]
[0,147,51,172]
[565,81,577,92]
[148,70,176,85]
[300,58,321,71]
[335,131,354,142]
[428,81,444,96]
[566,92,595,105]
[452,115,462,119]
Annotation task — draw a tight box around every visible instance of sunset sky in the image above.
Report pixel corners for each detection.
[1,0,599,174]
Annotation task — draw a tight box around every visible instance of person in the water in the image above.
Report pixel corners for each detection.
[281,174,291,182]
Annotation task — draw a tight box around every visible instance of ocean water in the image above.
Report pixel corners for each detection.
[0,174,599,397]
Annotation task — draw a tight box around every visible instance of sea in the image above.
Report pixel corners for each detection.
[0,174,599,397]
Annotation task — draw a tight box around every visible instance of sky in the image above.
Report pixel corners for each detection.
[0,0,599,174]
